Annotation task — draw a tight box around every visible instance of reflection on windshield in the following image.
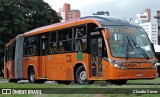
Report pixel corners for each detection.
[108,26,154,58]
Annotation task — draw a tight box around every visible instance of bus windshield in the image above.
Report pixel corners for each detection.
[108,26,154,58]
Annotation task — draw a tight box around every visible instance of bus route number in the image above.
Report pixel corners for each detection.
[124,63,138,68]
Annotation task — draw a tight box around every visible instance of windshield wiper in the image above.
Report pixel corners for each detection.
[126,36,133,59]
[129,37,149,60]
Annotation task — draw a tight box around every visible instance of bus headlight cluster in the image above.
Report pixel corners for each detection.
[114,63,124,69]
[152,64,157,69]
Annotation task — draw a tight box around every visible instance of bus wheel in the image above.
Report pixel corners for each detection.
[75,65,93,85]
[28,68,36,83]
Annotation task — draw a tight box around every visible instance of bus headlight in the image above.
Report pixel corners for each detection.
[114,63,124,69]
[152,64,157,69]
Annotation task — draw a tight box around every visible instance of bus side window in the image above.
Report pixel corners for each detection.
[75,25,86,39]
[50,32,57,54]
[57,28,72,53]
[98,38,102,56]
[57,42,64,53]
[57,41,71,52]
[74,25,87,51]
[58,29,72,41]
[24,36,37,56]
[50,43,56,53]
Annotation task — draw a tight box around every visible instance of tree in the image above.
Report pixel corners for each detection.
[18,0,60,30]
[0,0,27,70]
[0,0,61,70]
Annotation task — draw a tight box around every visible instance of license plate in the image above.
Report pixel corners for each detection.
[136,73,143,77]
[124,63,140,68]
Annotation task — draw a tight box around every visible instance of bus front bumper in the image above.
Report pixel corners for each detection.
[109,68,157,80]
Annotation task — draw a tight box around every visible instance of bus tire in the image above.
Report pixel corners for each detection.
[28,68,36,83]
[75,65,93,85]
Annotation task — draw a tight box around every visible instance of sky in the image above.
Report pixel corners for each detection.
[44,0,160,23]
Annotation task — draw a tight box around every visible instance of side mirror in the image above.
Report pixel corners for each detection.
[95,27,110,39]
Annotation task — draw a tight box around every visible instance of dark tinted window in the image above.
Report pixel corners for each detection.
[58,28,72,41]
[57,40,72,53]
[73,39,87,51]
[24,36,37,56]
[56,28,73,53]
[49,42,56,53]
[74,25,87,39]
[73,25,87,51]
[50,32,56,42]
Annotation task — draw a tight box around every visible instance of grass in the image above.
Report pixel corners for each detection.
[0,78,160,97]
[127,78,160,85]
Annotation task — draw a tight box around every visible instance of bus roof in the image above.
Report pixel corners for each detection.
[6,16,141,47]
[6,36,17,47]
[24,16,140,36]
[24,18,100,36]
[81,16,141,27]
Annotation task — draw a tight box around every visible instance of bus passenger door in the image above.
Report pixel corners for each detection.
[90,37,103,78]
[39,37,48,78]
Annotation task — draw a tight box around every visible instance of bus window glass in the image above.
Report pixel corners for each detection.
[63,41,72,52]
[57,41,72,53]
[98,38,102,56]
[50,32,56,42]
[25,37,36,46]
[24,36,37,56]
[73,39,86,51]
[108,26,154,58]
[50,43,56,53]
[73,25,87,51]
[74,25,87,39]
[25,46,36,56]
[57,42,64,53]
[58,28,72,41]
[91,38,98,54]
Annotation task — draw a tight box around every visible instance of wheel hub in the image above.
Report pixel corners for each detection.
[79,71,86,81]
[30,73,35,82]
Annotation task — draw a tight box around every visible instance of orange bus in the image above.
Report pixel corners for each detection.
[4,16,157,85]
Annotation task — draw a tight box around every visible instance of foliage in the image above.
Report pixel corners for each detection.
[18,0,60,30]
[0,0,61,69]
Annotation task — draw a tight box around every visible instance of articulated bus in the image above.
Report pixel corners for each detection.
[4,16,157,85]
